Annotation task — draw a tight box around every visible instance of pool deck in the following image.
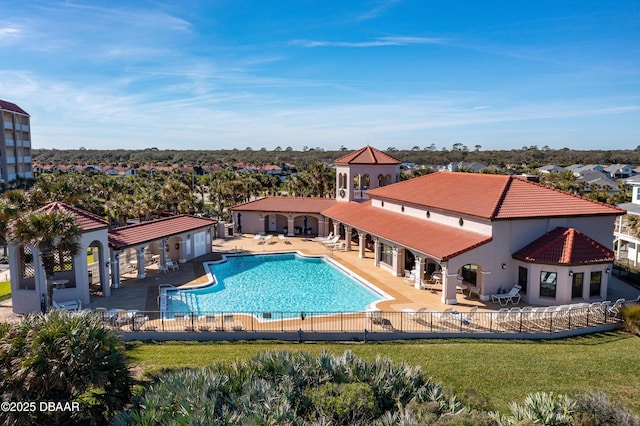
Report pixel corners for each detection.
[84,234,492,314]
[2,233,637,331]
[85,234,640,315]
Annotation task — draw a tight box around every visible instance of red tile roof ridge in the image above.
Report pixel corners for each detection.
[334,146,402,165]
[503,176,627,216]
[368,172,625,219]
[111,213,194,231]
[230,196,333,209]
[489,175,514,219]
[512,226,614,265]
[36,201,109,230]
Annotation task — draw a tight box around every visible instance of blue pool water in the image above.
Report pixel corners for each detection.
[166,253,385,315]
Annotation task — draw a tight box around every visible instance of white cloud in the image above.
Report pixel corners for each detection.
[0,25,23,45]
[289,36,447,48]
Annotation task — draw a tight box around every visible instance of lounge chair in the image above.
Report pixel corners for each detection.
[220,314,243,331]
[315,232,334,242]
[490,285,522,306]
[320,236,340,246]
[131,313,149,330]
[404,269,416,283]
[608,298,625,317]
[112,309,131,328]
[157,264,168,274]
[460,306,478,325]
[167,259,179,271]
[366,309,394,330]
[94,307,109,321]
[367,310,384,325]
[52,298,82,311]
[199,314,217,331]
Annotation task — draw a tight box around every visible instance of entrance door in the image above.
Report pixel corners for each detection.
[269,215,277,232]
[193,232,207,258]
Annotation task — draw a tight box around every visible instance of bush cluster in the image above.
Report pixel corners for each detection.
[621,303,640,335]
[0,310,132,425]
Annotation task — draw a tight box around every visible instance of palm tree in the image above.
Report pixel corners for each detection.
[0,310,132,425]
[0,198,18,257]
[7,209,81,311]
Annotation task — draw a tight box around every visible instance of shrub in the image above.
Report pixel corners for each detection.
[0,310,131,425]
[306,381,379,424]
[572,390,640,426]
[491,391,575,426]
[621,303,640,335]
[114,350,462,424]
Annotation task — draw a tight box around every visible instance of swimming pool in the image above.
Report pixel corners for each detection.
[165,253,388,316]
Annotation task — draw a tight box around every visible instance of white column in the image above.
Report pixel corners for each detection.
[161,239,168,265]
[110,251,121,289]
[345,226,352,251]
[373,238,380,267]
[414,256,425,289]
[393,247,404,277]
[333,222,341,239]
[287,214,295,237]
[318,216,326,238]
[136,247,146,279]
[440,263,458,305]
[358,232,366,259]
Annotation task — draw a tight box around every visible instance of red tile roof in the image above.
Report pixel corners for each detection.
[334,146,402,165]
[512,227,614,265]
[231,197,337,213]
[108,215,217,250]
[322,201,492,260]
[366,172,625,220]
[36,202,109,231]
[0,99,29,115]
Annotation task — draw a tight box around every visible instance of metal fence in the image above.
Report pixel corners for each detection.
[94,300,631,337]
[613,261,640,287]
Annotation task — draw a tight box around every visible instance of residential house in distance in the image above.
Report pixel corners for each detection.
[577,170,619,193]
[447,161,487,173]
[537,165,566,174]
[615,175,640,265]
[232,146,624,306]
[0,99,33,183]
[604,164,634,179]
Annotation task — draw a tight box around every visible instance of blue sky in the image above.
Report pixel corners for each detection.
[1,1,639,151]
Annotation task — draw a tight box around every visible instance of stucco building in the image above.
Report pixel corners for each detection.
[0,99,33,183]
[231,146,625,306]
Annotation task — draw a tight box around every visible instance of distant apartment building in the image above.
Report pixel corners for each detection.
[0,99,33,183]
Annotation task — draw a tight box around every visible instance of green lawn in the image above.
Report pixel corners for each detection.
[0,281,10,302]
[126,332,640,414]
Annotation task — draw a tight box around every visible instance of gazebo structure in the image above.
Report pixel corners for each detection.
[8,202,111,314]
[8,202,217,314]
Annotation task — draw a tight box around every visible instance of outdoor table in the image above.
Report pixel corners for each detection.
[52,279,69,289]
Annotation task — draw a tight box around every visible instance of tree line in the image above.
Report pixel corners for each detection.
[33,146,640,169]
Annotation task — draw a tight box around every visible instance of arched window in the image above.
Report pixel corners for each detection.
[353,174,360,189]
[377,174,384,187]
[386,174,392,185]
[362,174,370,190]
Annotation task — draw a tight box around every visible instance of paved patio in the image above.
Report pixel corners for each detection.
[87,233,640,314]
[2,233,639,323]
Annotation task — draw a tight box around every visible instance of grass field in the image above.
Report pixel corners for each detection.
[0,281,10,302]
[125,332,640,413]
